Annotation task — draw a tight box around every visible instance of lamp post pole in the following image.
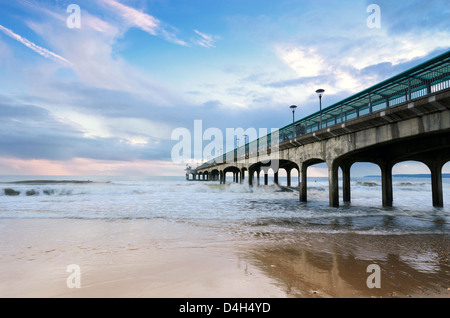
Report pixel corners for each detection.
[289,105,298,138]
[289,105,297,124]
[315,89,325,129]
[243,134,248,157]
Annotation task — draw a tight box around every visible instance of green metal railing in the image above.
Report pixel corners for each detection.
[198,50,450,170]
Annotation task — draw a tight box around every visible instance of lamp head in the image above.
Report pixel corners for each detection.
[290,105,297,110]
[315,89,325,98]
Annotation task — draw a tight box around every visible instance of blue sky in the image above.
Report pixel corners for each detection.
[0,0,449,176]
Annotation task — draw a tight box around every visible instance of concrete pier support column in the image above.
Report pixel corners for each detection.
[241,169,245,184]
[249,170,254,187]
[220,171,224,184]
[286,168,291,187]
[431,164,444,207]
[379,161,393,207]
[264,173,268,186]
[425,160,444,207]
[256,170,260,186]
[341,162,352,203]
[328,161,339,208]
[274,171,279,185]
[300,163,307,202]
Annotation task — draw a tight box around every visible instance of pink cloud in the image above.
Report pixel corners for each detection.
[0,157,186,176]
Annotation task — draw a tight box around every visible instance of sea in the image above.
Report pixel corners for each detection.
[0,175,449,236]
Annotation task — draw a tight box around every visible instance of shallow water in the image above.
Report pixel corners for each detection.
[0,175,449,236]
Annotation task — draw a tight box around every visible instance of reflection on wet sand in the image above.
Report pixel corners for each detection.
[247,233,449,298]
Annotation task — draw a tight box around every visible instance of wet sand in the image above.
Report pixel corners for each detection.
[0,219,287,298]
[0,218,448,298]
[246,232,449,298]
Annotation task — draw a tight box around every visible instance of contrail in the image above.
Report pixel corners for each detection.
[0,24,72,66]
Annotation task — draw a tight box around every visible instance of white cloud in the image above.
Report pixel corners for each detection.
[100,0,187,46]
[275,27,450,98]
[7,6,186,151]
[101,0,159,33]
[25,17,183,107]
[340,29,450,71]
[275,46,327,78]
[193,29,218,48]
[56,110,172,145]
[101,1,220,48]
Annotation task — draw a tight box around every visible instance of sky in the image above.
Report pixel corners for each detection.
[0,0,449,177]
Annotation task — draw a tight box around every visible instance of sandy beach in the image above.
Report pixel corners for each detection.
[0,218,287,298]
[0,218,448,298]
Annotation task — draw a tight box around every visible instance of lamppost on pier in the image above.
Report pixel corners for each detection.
[243,134,248,155]
[315,89,325,129]
[289,105,297,124]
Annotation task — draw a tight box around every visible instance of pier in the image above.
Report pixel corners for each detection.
[189,51,450,208]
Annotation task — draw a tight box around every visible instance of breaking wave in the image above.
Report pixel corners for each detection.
[0,176,449,235]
